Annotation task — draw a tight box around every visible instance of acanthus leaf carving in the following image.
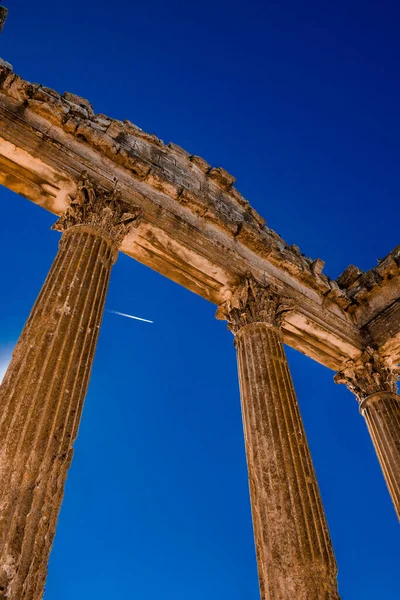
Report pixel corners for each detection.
[334,346,400,401]
[216,274,294,334]
[52,172,141,246]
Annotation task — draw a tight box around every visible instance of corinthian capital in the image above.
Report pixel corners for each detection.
[216,275,293,334]
[334,347,400,402]
[52,172,141,245]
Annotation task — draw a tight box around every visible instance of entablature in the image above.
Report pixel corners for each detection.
[0,64,398,370]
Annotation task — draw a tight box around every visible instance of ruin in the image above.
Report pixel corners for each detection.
[0,24,399,600]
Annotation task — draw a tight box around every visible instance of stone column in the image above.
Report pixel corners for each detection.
[335,348,400,519]
[0,174,140,600]
[217,277,340,600]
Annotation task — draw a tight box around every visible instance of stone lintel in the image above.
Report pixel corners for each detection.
[0,68,399,369]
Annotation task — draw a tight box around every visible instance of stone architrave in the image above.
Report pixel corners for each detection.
[335,349,400,519]
[217,277,340,600]
[0,173,140,600]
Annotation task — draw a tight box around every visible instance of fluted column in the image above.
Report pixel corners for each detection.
[217,277,340,600]
[335,348,400,519]
[0,174,140,600]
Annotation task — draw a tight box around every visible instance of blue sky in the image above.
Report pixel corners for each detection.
[1,1,399,598]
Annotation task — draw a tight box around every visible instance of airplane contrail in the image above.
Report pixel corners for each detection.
[107,309,154,324]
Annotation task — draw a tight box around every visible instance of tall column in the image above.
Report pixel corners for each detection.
[0,173,140,600]
[217,277,340,600]
[335,348,400,519]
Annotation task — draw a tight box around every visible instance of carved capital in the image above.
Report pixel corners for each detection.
[216,275,293,334]
[52,173,141,246]
[334,347,400,402]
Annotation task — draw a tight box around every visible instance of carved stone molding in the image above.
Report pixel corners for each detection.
[52,172,141,246]
[216,274,294,334]
[334,346,400,401]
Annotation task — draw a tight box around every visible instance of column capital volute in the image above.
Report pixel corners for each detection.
[215,274,294,335]
[52,172,142,252]
[334,346,400,403]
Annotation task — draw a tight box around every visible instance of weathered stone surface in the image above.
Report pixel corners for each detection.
[334,347,399,401]
[52,172,141,245]
[167,141,191,159]
[218,277,340,599]
[336,264,363,289]
[63,92,94,115]
[0,175,139,599]
[216,275,293,333]
[359,392,400,519]
[0,65,399,371]
[189,154,211,172]
[208,166,236,190]
[335,349,400,519]
[0,58,11,71]
[0,55,398,600]
[341,246,400,324]
[311,257,325,275]
[0,66,335,288]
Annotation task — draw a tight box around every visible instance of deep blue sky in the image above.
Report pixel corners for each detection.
[1,1,399,598]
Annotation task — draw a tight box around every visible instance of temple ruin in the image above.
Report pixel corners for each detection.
[0,19,399,599]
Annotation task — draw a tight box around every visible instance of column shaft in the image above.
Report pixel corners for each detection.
[235,322,339,600]
[334,348,400,520]
[0,225,114,600]
[360,392,400,519]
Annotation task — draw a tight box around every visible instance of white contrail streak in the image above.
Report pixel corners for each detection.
[107,309,153,324]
